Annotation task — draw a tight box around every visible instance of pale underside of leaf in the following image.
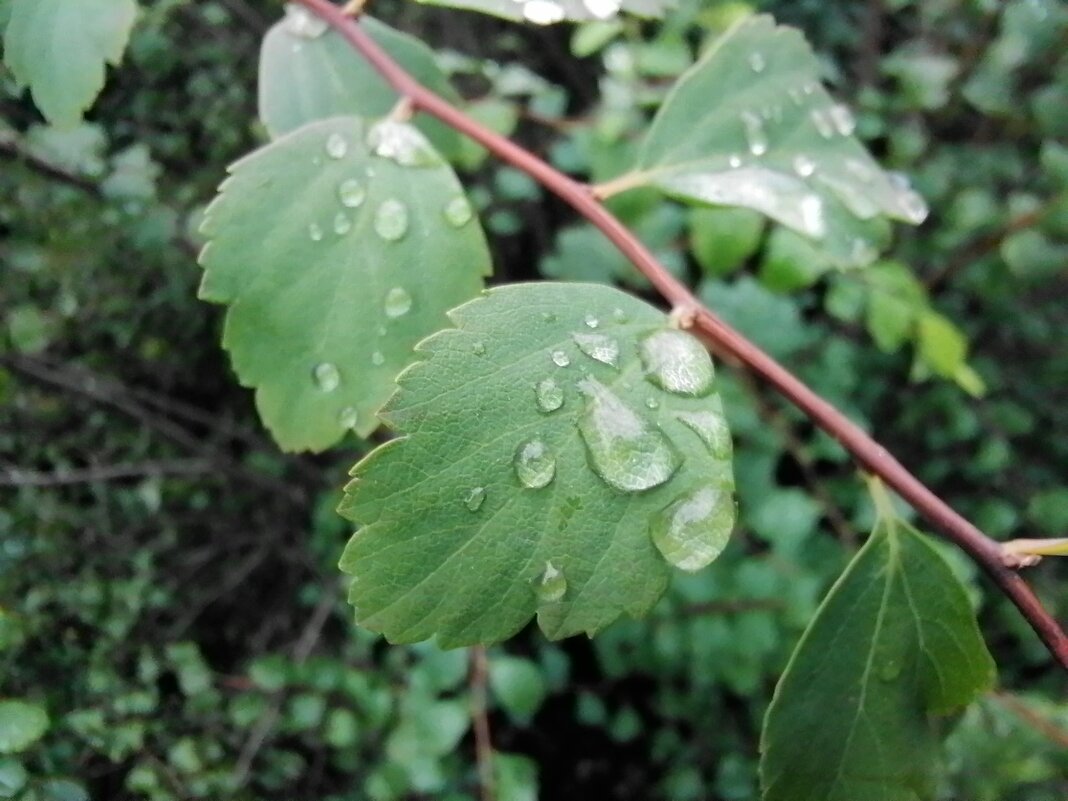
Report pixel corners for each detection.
[3,0,137,128]
[631,14,929,267]
[759,517,995,801]
[198,116,489,451]
[259,11,462,159]
[410,0,673,25]
[338,282,735,647]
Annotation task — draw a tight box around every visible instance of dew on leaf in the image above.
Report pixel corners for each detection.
[879,660,903,682]
[645,396,660,410]
[384,287,412,318]
[639,329,715,397]
[443,196,473,227]
[333,212,352,235]
[464,486,487,512]
[829,103,856,136]
[728,154,743,169]
[898,189,929,225]
[800,194,826,238]
[338,178,366,208]
[584,314,600,329]
[312,362,340,392]
[514,439,556,489]
[677,411,731,458]
[284,4,328,38]
[535,378,564,413]
[650,485,734,572]
[523,0,566,25]
[551,350,571,367]
[308,222,324,242]
[374,199,409,241]
[612,307,627,323]
[367,120,438,167]
[472,341,487,356]
[338,406,358,429]
[325,132,348,159]
[583,0,620,19]
[573,333,620,367]
[748,52,766,73]
[793,155,816,178]
[810,108,835,139]
[371,350,385,366]
[534,560,567,602]
[577,376,680,493]
[740,111,768,157]
[541,311,558,323]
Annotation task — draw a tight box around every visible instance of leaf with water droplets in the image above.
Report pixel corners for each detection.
[628,15,929,266]
[338,282,735,646]
[199,116,489,451]
[409,0,672,26]
[760,508,995,801]
[258,10,463,160]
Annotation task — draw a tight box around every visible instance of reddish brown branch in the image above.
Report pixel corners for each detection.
[293,0,1068,672]
[469,646,496,801]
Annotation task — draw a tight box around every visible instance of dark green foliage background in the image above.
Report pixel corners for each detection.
[1,1,1066,799]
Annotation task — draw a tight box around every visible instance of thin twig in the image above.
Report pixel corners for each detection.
[469,646,496,801]
[291,0,1068,671]
[991,692,1068,749]
[0,132,102,196]
[0,459,211,487]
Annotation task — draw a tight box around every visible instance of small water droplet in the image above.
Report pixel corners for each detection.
[367,120,438,167]
[787,87,804,105]
[793,155,815,178]
[514,439,556,489]
[573,333,620,367]
[325,132,348,159]
[308,222,324,242]
[879,660,902,682]
[338,406,358,429]
[333,211,352,235]
[898,189,929,224]
[534,560,567,602]
[523,0,566,24]
[443,196,473,227]
[728,154,743,169]
[584,314,600,329]
[651,485,734,572]
[384,287,412,318]
[800,194,826,238]
[551,350,571,367]
[810,108,835,139]
[371,350,385,366]
[338,178,366,208]
[312,362,340,392]
[472,341,487,356]
[677,411,731,459]
[464,486,486,512]
[748,52,766,73]
[374,198,409,241]
[740,111,768,157]
[612,308,627,323]
[639,330,715,397]
[284,4,328,38]
[535,378,564,413]
[577,377,680,493]
[583,0,620,19]
[829,103,856,136]
[645,396,660,410]
[541,312,558,323]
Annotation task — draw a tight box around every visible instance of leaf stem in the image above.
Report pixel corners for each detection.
[291,0,1068,672]
[469,646,496,801]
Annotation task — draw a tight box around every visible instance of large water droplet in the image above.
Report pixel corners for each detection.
[464,486,486,512]
[367,120,438,167]
[573,333,620,367]
[333,211,352,235]
[748,52,766,73]
[584,0,620,18]
[384,287,412,318]
[325,133,348,159]
[374,199,409,241]
[534,561,567,602]
[740,111,768,157]
[338,178,366,208]
[308,222,324,242]
[514,439,556,489]
[829,103,856,136]
[338,406,358,429]
[284,4,328,38]
[443,196,473,227]
[577,377,680,493]
[639,330,715,397]
[312,362,340,392]
[551,350,571,367]
[651,485,734,572]
[523,0,566,24]
[535,378,564,413]
[677,411,731,459]
[793,154,816,178]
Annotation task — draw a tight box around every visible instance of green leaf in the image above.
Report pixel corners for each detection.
[0,700,49,754]
[489,656,547,721]
[494,752,539,801]
[259,9,462,160]
[3,0,137,128]
[339,282,735,646]
[410,0,672,26]
[916,311,967,379]
[199,116,489,451]
[629,15,926,266]
[688,207,765,277]
[0,759,27,799]
[760,513,995,801]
